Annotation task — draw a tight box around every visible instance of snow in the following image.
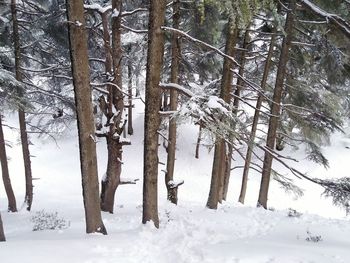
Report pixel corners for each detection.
[112,8,120,18]
[75,21,82,27]
[159,82,195,98]
[84,4,112,14]
[1,102,350,262]
[207,96,228,113]
[119,137,131,144]
[122,32,144,45]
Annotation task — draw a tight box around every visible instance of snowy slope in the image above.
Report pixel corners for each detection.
[1,104,350,262]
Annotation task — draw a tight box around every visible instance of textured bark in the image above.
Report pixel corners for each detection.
[66,0,107,234]
[222,144,233,201]
[258,0,296,209]
[143,0,166,228]
[195,123,202,159]
[239,30,276,204]
[127,45,134,135]
[206,19,238,209]
[0,115,17,212]
[101,140,122,213]
[165,0,181,205]
[0,213,5,242]
[99,0,125,213]
[19,109,32,211]
[207,140,226,209]
[11,0,33,211]
[221,27,250,201]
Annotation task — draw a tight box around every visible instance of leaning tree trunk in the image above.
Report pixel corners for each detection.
[66,0,107,234]
[142,0,166,228]
[239,29,276,204]
[165,0,181,205]
[258,0,295,209]
[0,213,5,241]
[221,27,250,202]
[0,115,17,212]
[99,0,126,214]
[206,19,238,209]
[11,0,33,211]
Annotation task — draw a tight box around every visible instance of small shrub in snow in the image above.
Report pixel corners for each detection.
[287,208,302,218]
[305,230,322,242]
[31,210,69,231]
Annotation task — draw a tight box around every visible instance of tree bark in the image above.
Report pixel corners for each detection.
[99,0,126,213]
[195,123,202,159]
[222,27,250,201]
[11,0,33,211]
[66,0,107,234]
[239,30,276,204]
[127,44,134,135]
[0,115,17,212]
[0,213,5,242]
[206,19,238,209]
[258,0,296,209]
[165,0,181,205]
[101,140,122,213]
[143,0,166,228]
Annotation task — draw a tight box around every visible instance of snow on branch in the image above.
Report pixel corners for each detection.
[167,180,184,189]
[121,8,147,17]
[121,24,148,34]
[120,178,139,185]
[159,83,194,98]
[301,0,350,38]
[84,4,112,14]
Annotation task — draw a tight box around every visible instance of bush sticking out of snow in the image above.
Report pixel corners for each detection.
[31,210,69,231]
[305,230,322,243]
[288,208,303,218]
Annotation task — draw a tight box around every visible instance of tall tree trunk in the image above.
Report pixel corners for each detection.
[100,0,126,213]
[0,115,17,212]
[221,27,250,201]
[222,144,233,201]
[195,123,202,159]
[0,213,5,242]
[143,0,166,228]
[165,0,181,205]
[66,0,107,234]
[206,19,238,209]
[11,0,33,211]
[239,30,276,204]
[127,44,134,135]
[258,0,296,209]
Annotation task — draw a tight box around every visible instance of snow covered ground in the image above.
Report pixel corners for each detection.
[1,104,350,262]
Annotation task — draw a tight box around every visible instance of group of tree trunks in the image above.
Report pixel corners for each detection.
[2,0,350,239]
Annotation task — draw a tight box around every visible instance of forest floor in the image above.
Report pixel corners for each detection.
[1,102,350,262]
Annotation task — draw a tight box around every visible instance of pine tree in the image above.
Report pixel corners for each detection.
[207,18,238,209]
[0,115,17,212]
[66,0,107,235]
[165,0,181,205]
[11,0,33,211]
[143,0,166,228]
[258,0,296,209]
